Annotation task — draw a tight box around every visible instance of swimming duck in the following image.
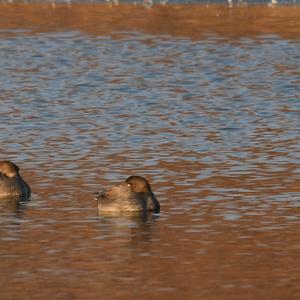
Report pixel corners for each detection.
[95,176,160,213]
[0,161,31,199]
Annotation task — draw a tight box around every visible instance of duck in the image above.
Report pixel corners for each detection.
[95,175,160,213]
[0,161,31,199]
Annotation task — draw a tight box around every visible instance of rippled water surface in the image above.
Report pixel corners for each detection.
[0,4,300,300]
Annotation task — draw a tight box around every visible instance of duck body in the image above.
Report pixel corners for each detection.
[95,176,160,213]
[0,161,31,199]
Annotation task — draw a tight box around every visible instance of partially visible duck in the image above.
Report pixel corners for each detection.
[0,161,31,199]
[95,176,160,213]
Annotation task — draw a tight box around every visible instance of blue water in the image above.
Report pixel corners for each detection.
[1,32,299,179]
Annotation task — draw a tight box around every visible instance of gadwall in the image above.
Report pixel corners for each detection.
[0,161,31,199]
[95,176,160,213]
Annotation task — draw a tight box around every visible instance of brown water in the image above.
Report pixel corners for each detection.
[0,3,300,300]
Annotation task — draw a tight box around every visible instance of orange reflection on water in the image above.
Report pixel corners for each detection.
[0,3,300,39]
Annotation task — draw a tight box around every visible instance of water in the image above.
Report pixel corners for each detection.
[0,3,300,300]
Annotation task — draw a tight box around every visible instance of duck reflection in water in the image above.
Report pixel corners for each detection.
[96,210,160,246]
[0,161,31,200]
[95,176,160,213]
